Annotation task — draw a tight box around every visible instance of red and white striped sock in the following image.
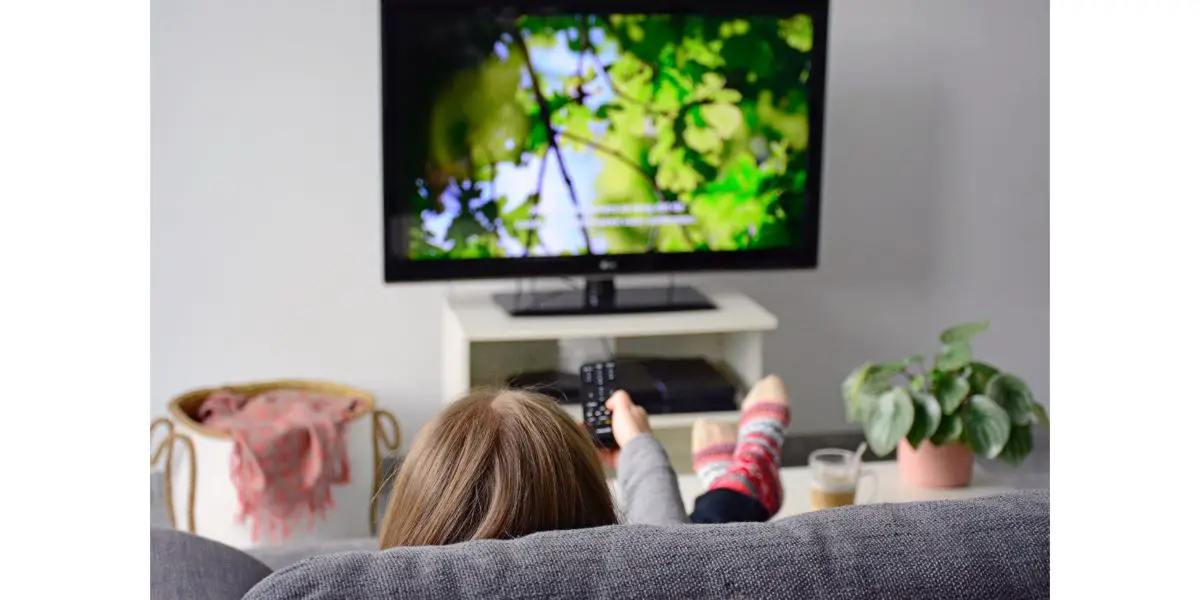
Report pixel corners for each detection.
[710,402,790,516]
[693,441,736,490]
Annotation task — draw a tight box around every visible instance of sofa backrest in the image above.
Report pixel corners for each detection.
[246,537,380,571]
[244,490,1049,600]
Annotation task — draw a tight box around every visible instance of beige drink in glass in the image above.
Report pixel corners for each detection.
[808,448,872,510]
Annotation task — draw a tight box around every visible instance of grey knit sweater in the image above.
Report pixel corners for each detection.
[614,433,691,525]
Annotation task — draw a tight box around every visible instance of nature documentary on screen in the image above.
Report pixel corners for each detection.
[389,12,819,261]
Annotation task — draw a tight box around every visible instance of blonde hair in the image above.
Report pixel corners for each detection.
[378,388,618,548]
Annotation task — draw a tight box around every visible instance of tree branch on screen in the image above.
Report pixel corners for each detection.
[511,28,594,255]
[522,146,551,256]
[555,129,696,249]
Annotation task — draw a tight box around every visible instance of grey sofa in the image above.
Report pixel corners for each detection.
[150,489,1049,600]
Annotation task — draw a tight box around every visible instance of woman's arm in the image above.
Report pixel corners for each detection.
[615,433,689,525]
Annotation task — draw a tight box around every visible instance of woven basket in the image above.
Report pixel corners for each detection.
[150,380,401,549]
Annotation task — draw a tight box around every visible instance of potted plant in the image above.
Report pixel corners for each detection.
[841,321,1048,488]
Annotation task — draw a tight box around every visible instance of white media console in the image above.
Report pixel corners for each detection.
[441,289,779,428]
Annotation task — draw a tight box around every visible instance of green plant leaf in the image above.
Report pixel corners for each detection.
[500,194,539,248]
[841,363,887,422]
[930,413,964,446]
[935,343,972,371]
[904,354,925,369]
[908,375,926,393]
[478,198,500,224]
[967,361,1000,394]
[996,424,1033,467]
[446,213,487,247]
[986,373,1036,426]
[863,388,915,457]
[841,363,872,422]
[938,320,991,345]
[526,119,549,153]
[906,391,942,448]
[874,362,907,380]
[931,371,970,415]
[1031,402,1050,426]
[595,103,620,119]
[964,395,1012,459]
[699,102,743,139]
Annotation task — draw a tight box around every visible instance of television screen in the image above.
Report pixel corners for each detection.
[382,3,827,281]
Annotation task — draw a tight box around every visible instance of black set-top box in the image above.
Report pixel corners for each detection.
[603,357,740,414]
[507,357,741,414]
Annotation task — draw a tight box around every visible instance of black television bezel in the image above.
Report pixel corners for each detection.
[381,0,829,283]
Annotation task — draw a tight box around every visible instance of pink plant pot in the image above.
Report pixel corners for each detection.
[897,439,974,488]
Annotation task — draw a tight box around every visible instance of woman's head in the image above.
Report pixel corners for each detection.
[379,388,618,548]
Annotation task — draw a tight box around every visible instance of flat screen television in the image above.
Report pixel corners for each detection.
[381,0,829,315]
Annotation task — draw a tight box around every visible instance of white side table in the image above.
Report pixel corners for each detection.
[611,461,1020,519]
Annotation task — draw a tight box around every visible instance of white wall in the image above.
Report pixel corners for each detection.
[152,0,1048,436]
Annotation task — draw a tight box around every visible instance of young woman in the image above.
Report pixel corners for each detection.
[378,376,791,548]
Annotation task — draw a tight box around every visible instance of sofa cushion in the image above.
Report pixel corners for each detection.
[245,490,1049,600]
[151,527,273,600]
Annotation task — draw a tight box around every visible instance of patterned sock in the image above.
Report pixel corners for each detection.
[692,441,736,491]
[710,402,790,516]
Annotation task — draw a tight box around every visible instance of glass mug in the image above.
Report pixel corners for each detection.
[808,448,877,510]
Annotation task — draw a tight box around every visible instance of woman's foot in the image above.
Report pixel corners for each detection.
[691,419,737,490]
[710,375,791,516]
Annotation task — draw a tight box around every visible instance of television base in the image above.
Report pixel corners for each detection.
[493,279,716,317]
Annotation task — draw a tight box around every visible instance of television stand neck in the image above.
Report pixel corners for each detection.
[493,277,716,317]
[582,278,616,309]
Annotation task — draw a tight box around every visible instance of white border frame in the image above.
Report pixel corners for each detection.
[1053,1,1200,596]
[1,1,148,598]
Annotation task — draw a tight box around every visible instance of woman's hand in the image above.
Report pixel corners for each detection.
[606,390,652,448]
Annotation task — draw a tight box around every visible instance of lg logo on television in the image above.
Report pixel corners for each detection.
[599,260,618,271]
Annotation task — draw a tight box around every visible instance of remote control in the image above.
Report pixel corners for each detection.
[580,361,619,450]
